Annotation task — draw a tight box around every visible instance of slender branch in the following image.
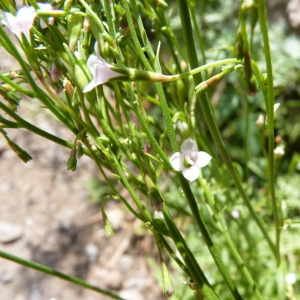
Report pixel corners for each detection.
[0,250,125,300]
[257,0,281,264]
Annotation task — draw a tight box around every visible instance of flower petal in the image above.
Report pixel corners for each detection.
[169,152,183,171]
[93,64,120,86]
[87,55,99,77]
[83,80,97,93]
[182,166,200,182]
[195,151,212,168]
[17,6,36,39]
[181,138,197,154]
[2,12,19,35]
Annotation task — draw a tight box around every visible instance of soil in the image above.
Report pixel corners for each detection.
[0,39,165,300]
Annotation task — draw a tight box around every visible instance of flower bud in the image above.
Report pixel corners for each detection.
[63,78,74,97]
[143,141,152,154]
[275,135,282,144]
[76,140,84,158]
[236,27,244,60]
[104,219,114,237]
[250,5,258,34]
[50,62,61,82]
[256,114,264,127]
[274,147,285,157]
[161,261,173,297]
[0,129,32,163]
[0,85,21,109]
[67,156,77,171]
[67,8,84,51]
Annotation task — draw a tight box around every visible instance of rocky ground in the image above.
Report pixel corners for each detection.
[0,41,164,300]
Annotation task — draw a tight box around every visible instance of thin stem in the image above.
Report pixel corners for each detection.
[178,175,243,300]
[162,207,220,300]
[257,0,281,264]
[0,74,35,97]
[0,101,91,157]
[198,172,264,299]
[0,250,124,300]
[177,0,277,261]
[0,26,76,133]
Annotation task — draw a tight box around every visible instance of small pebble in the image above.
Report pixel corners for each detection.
[84,243,99,263]
[0,222,23,243]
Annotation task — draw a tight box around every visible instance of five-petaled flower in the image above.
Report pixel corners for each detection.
[170,138,212,182]
[2,6,36,40]
[83,43,122,93]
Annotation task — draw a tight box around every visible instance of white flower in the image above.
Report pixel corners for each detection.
[231,210,240,219]
[2,6,36,40]
[37,3,54,29]
[83,43,122,93]
[154,210,164,219]
[274,146,285,157]
[170,138,212,182]
[286,273,297,285]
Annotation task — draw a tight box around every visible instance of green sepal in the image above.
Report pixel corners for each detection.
[0,129,32,163]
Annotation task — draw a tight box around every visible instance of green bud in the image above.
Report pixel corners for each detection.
[97,134,111,144]
[67,8,84,52]
[244,74,258,96]
[0,85,21,108]
[132,152,138,161]
[76,140,84,158]
[0,129,32,163]
[176,78,186,106]
[63,43,90,91]
[64,0,73,11]
[195,67,234,95]
[148,187,163,211]
[250,5,258,35]
[104,220,114,237]
[195,82,208,95]
[236,28,244,60]
[243,51,258,96]
[161,261,173,297]
[113,4,125,15]
[67,156,77,171]
[262,73,268,87]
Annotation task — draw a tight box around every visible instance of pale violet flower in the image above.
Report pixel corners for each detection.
[2,6,36,40]
[36,3,54,29]
[83,44,122,93]
[170,138,212,182]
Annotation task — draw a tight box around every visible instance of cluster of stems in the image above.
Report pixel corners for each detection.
[0,0,288,299]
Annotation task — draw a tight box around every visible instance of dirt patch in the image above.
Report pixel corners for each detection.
[0,105,165,300]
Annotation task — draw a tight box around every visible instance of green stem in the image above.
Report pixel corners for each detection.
[0,250,124,300]
[0,74,35,97]
[257,0,281,264]
[198,173,263,299]
[190,2,207,68]
[177,0,277,261]
[178,175,243,300]
[0,26,76,133]
[0,101,91,157]
[162,207,220,300]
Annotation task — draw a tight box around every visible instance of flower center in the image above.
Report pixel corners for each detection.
[183,155,195,168]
